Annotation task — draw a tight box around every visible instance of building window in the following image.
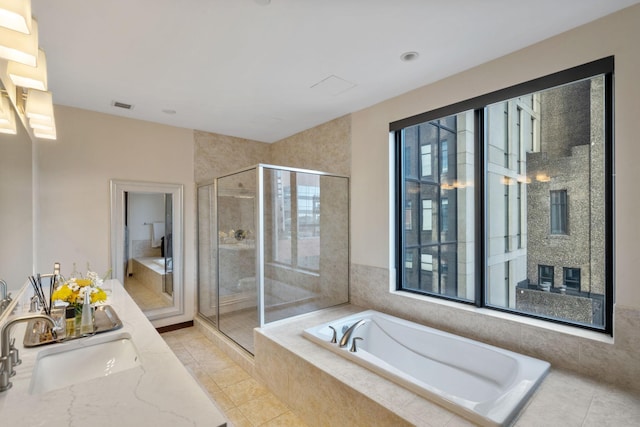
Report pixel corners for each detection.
[272,170,321,271]
[441,140,449,174]
[421,144,432,177]
[538,265,554,288]
[394,57,613,333]
[441,198,449,233]
[564,267,581,290]
[550,190,568,234]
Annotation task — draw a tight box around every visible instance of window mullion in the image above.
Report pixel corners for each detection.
[475,108,486,308]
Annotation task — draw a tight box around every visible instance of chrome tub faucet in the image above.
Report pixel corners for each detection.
[338,319,368,348]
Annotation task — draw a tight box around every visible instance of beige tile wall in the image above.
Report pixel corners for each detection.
[250,305,640,427]
[194,131,271,184]
[269,115,351,177]
[195,114,351,184]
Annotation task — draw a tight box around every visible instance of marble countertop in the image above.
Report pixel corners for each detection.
[0,279,227,427]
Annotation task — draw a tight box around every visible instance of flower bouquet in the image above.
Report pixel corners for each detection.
[51,270,108,313]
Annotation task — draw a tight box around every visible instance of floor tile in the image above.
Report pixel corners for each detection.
[161,326,309,427]
[223,377,270,406]
[237,393,290,426]
[262,411,308,427]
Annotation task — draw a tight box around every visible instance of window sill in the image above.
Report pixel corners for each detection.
[389,289,615,345]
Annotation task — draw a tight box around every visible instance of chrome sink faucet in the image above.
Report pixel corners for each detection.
[0,279,7,300]
[338,319,368,348]
[0,279,11,315]
[1,313,55,392]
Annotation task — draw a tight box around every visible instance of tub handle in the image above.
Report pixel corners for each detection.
[328,326,337,344]
[350,337,363,353]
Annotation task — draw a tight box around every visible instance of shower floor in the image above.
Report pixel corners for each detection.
[214,298,340,354]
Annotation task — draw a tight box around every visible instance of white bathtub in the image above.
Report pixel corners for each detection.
[302,310,550,427]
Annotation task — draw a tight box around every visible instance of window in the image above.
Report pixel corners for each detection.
[550,190,568,234]
[399,118,462,298]
[394,57,614,333]
[538,265,554,288]
[564,267,581,290]
[441,140,449,174]
[272,170,321,271]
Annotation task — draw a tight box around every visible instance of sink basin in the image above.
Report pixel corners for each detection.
[29,332,141,394]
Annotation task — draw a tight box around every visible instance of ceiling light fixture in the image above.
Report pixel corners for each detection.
[400,51,419,62]
[25,88,56,139]
[0,0,32,33]
[28,116,54,130]
[25,88,53,121]
[33,125,56,139]
[0,95,17,134]
[0,1,57,141]
[7,47,47,90]
[0,16,37,66]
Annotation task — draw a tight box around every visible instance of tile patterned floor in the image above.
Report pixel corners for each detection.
[124,275,172,311]
[161,326,309,427]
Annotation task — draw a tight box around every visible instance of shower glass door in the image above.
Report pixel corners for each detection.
[217,168,257,353]
[197,164,349,355]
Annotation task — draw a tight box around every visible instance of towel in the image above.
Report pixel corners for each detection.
[152,222,165,248]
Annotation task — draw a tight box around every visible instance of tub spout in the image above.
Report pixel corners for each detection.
[339,319,367,348]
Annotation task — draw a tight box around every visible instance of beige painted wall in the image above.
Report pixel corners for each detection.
[36,105,196,327]
[351,4,640,308]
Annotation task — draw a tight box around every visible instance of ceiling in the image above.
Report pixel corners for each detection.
[30,0,639,143]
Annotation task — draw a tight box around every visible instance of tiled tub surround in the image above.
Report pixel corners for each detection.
[131,256,168,297]
[350,264,640,394]
[302,310,550,426]
[251,305,640,427]
[0,280,227,427]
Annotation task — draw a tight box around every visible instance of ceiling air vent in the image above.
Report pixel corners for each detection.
[112,101,134,110]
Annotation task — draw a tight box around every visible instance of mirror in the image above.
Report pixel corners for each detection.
[0,83,33,294]
[110,180,184,320]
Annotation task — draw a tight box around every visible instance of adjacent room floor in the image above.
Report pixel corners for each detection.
[124,275,172,311]
[161,326,308,427]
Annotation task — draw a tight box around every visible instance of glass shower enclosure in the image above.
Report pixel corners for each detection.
[197,165,349,354]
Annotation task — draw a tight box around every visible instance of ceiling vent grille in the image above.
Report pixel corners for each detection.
[112,101,133,110]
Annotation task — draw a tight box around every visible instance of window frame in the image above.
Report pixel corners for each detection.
[550,190,568,235]
[538,265,554,287]
[564,267,581,290]
[392,56,614,335]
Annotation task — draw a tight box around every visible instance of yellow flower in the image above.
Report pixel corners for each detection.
[51,286,74,302]
[76,278,92,287]
[91,288,108,304]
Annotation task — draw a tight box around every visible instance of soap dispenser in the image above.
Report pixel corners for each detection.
[80,290,94,335]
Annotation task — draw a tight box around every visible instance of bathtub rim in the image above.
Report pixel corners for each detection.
[303,309,551,427]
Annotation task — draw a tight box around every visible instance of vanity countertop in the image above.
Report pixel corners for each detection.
[0,279,227,427]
